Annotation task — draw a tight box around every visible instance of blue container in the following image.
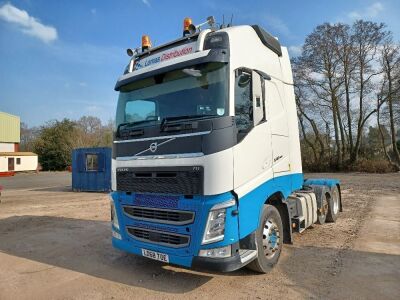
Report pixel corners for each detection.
[72,147,111,192]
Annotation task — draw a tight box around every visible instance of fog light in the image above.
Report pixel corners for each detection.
[199,245,232,258]
[112,230,122,240]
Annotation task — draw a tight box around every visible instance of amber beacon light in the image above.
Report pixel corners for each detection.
[141,35,152,51]
[183,17,196,36]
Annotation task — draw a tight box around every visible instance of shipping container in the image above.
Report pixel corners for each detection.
[72,147,111,192]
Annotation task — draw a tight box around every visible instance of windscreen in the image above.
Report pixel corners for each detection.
[115,62,228,130]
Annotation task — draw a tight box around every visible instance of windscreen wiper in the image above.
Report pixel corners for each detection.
[160,114,216,132]
[117,118,159,137]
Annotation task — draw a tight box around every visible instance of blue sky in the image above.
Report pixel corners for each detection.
[0,0,399,127]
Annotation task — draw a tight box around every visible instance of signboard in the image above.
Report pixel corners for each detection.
[134,41,196,71]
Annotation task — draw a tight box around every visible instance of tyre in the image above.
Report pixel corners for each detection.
[317,192,329,225]
[247,205,283,273]
[326,186,340,222]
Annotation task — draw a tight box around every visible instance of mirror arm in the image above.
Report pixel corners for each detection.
[254,70,271,81]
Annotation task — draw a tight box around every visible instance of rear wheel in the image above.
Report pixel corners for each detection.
[326,186,340,222]
[247,205,283,273]
[317,192,329,224]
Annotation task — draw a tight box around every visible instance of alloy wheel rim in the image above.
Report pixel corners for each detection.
[332,189,339,215]
[262,218,280,258]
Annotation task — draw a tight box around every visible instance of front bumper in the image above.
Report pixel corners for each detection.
[110,190,260,272]
[113,236,257,272]
[191,242,245,272]
[192,253,245,272]
[112,234,193,267]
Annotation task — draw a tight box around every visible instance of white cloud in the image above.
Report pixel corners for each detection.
[288,45,302,57]
[0,3,57,43]
[142,0,151,8]
[348,2,384,20]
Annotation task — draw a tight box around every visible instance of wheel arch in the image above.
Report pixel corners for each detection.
[265,192,293,244]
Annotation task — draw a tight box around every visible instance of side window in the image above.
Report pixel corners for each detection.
[16,158,21,165]
[234,69,253,132]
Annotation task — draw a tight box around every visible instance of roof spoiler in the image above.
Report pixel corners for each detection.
[251,25,282,57]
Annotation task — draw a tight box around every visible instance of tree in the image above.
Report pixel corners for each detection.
[33,119,78,170]
[377,35,400,169]
[365,125,390,158]
[294,23,346,168]
[350,20,387,163]
[20,122,40,152]
[75,116,113,148]
[293,20,393,170]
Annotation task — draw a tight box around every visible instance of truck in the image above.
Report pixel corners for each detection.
[110,17,342,273]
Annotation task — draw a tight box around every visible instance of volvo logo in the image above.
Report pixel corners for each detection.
[134,137,176,156]
[149,142,158,153]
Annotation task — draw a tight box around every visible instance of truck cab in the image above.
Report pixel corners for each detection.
[110,19,341,273]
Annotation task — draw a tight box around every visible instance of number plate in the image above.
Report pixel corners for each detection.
[141,249,169,263]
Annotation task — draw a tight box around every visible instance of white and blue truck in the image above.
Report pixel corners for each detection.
[110,18,342,273]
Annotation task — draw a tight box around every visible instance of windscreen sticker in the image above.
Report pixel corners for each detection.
[217,108,225,116]
[134,42,196,71]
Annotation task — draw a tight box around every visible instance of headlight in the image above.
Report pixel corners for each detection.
[199,245,232,258]
[202,199,235,245]
[110,196,120,230]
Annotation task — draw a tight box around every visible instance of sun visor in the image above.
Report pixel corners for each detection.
[115,48,229,91]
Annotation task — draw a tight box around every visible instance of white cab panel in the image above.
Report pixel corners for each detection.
[233,122,272,190]
[265,79,290,174]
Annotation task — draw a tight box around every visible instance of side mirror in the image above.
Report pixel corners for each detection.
[238,73,251,87]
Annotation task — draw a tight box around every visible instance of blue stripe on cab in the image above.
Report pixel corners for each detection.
[238,173,303,239]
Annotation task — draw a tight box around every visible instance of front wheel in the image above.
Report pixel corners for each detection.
[246,205,283,273]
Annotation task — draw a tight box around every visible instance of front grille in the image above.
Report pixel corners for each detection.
[116,167,203,195]
[126,226,190,248]
[123,205,194,225]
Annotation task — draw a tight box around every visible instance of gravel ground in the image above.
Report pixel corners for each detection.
[0,172,399,299]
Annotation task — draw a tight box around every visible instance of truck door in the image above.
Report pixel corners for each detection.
[233,69,272,189]
[265,80,290,174]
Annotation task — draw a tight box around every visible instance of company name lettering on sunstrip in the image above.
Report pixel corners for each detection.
[134,45,194,70]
